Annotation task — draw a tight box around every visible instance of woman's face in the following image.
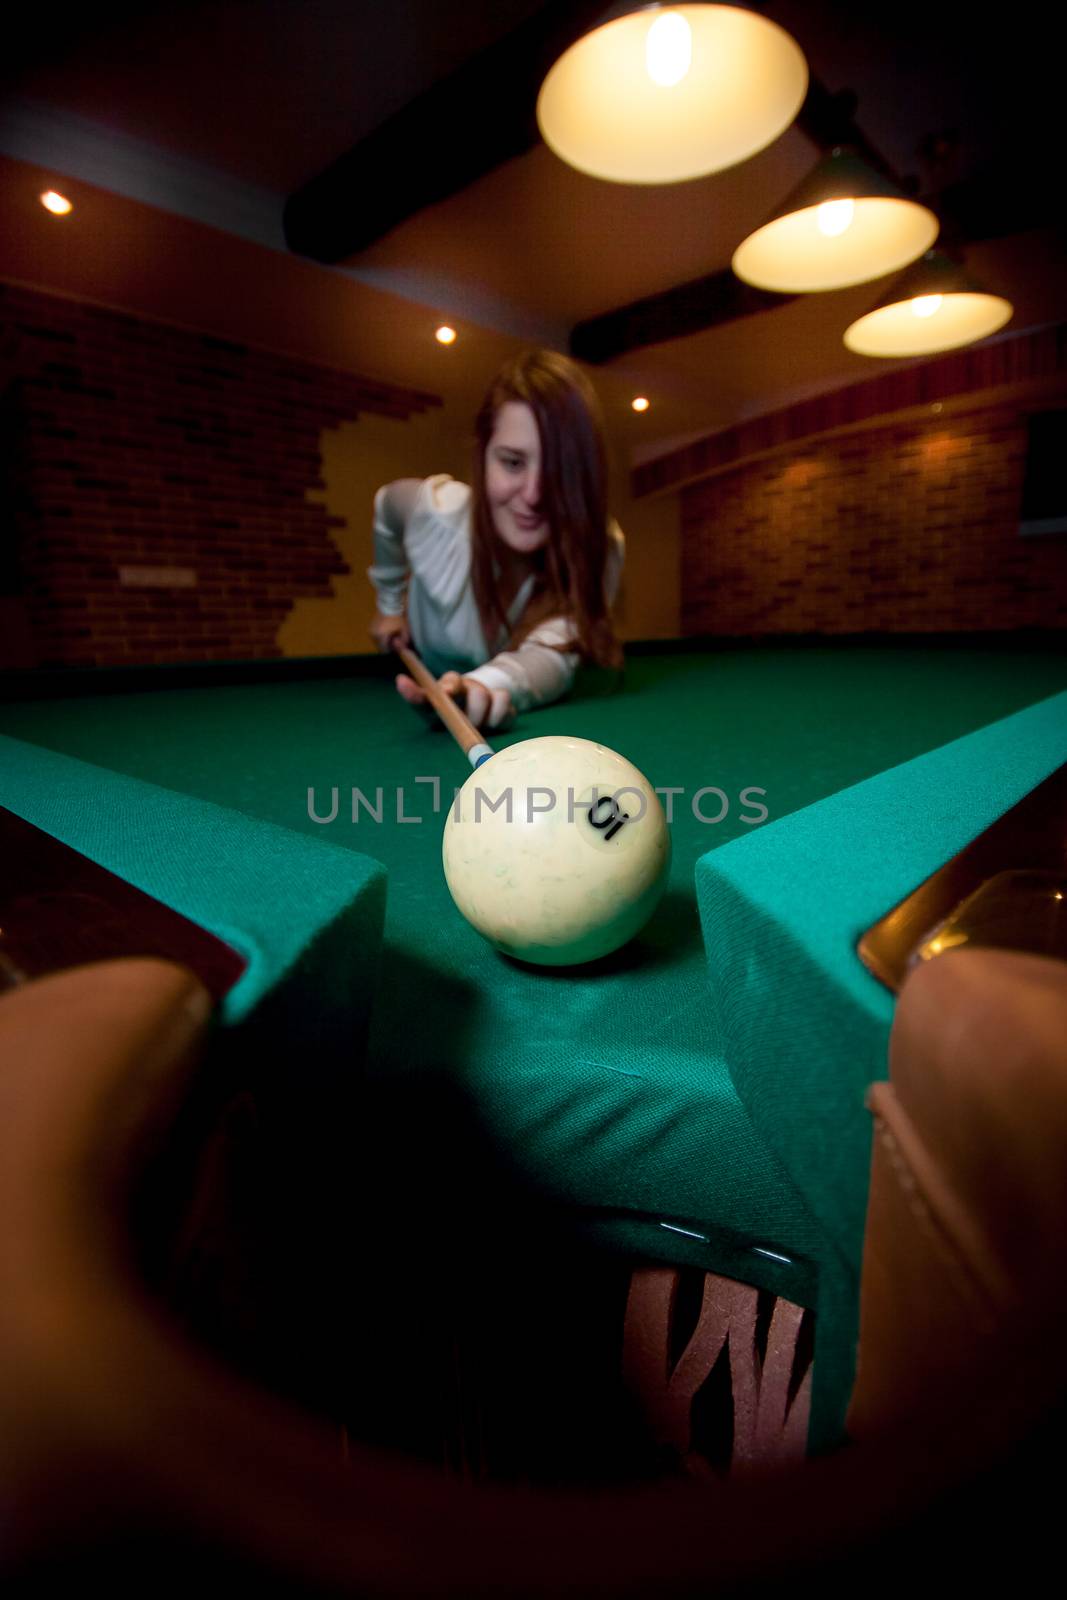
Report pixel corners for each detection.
[484,401,550,557]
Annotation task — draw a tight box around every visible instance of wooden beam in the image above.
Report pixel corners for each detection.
[282,1,606,263]
[571,274,795,364]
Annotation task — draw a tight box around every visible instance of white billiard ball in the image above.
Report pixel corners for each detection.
[442,735,670,966]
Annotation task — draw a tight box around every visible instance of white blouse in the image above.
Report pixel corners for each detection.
[368,474,625,714]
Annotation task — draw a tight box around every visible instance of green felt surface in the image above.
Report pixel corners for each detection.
[695,686,1067,1443]
[698,688,1067,1263]
[3,639,1067,1445]
[0,733,387,1071]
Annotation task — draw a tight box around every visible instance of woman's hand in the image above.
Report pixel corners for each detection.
[370,612,411,652]
[394,670,514,731]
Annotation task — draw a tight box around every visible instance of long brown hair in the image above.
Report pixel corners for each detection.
[470,350,623,671]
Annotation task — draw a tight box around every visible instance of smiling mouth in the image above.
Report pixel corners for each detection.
[512,514,544,530]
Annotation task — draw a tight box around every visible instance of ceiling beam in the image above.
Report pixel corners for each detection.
[283,1,605,263]
[571,275,796,364]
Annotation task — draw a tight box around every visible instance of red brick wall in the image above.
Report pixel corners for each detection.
[1,282,440,667]
[679,402,1067,634]
[632,323,1067,637]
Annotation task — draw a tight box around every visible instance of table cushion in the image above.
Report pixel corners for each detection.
[0,733,387,1076]
[695,688,1067,1441]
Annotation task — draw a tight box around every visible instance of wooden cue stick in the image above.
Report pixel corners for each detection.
[393,644,495,768]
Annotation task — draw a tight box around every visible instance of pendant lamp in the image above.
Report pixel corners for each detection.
[844,250,1014,357]
[732,147,939,292]
[536,4,808,184]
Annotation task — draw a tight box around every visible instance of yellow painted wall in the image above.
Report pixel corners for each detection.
[279,410,470,657]
[281,414,681,656]
[608,464,680,642]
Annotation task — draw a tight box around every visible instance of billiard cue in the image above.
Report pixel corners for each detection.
[393,644,495,769]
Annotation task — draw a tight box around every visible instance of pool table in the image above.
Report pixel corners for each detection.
[3,633,1066,1455]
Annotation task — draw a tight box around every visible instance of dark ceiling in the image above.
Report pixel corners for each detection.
[3,1,1063,445]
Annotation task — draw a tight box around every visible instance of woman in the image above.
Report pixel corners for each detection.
[368,349,624,731]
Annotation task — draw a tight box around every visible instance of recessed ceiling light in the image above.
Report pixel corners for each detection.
[40,190,73,216]
[435,325,457,345]
[631,396,650,413]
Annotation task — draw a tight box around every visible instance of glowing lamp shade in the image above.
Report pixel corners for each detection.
[844,251,1013,357]
[732,148,939,292]
[536,5,807,184]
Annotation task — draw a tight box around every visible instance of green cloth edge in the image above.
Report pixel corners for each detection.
[0,732,386,1042]
[694,687,1067,1445]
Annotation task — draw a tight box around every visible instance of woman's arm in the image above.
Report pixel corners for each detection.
[464,630,575,718]
[374,477,511,724]
[367,479,422,650]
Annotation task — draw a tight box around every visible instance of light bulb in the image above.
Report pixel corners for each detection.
[631,396,650,413]
[40,190,73,215]
[911,294,943,318]
[816,198,854,237]
[645,11,692,87]
[435,325,457,345]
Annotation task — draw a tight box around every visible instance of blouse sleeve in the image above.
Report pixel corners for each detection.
[464,522,625,715]
[367,481,414,617]
[367,476,473,617]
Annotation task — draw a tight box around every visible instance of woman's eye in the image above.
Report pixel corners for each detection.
[500,455,523,471]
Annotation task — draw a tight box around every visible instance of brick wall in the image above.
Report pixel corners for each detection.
[635,325,1067,637]
[680,404,1067,634]
[1,282,440,668]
